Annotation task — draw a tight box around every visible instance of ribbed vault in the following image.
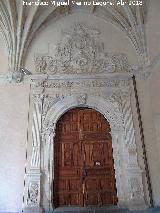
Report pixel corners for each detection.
[0,0,150,73]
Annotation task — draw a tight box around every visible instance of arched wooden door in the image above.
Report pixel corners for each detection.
[54,108,117,207]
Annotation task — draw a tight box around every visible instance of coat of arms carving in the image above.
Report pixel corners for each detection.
[34,24,130,74]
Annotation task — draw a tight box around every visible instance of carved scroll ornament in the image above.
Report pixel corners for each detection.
[34,24,131,74]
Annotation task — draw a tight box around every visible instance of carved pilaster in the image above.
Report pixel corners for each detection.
[42,124,56,211]
[23,94,44,213]
[110,130,126,207]
[121,94,146,209]
[30,94,43,169]
[23,172,42,213]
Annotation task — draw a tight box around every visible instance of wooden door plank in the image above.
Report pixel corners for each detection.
[54,108,117,207]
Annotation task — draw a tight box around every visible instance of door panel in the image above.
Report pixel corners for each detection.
[54,108,117,207]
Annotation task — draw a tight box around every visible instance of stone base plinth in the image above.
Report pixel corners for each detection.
[23,206,43,213]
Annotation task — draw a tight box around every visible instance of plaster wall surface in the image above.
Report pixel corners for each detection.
[135,78,160,206]
[146,0,160,62]
[146,70,160,206]
[149,71,160,115]
[0,84,30,212]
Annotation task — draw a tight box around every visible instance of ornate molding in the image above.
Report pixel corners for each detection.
[23,90,147,211]
[33,78,130,89]
[23,74,147,211]
[34,24,131,75]
[36,87,131,134]
[42,92,126,134]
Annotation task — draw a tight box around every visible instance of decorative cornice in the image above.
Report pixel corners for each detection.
[0,72,132,85]
[34,79,130,89]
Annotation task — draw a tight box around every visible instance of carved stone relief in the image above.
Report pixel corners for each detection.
[76,93,87,105]
[41,89,146,209]
[23,75,148,212]
[34,24,131,75]
[27,183,39,206]
[34,78,130,89]
[23,23,148,213]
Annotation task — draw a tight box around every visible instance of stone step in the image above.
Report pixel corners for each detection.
[52,207,160,213]
[53,207,126,213]
[1,208,160,213]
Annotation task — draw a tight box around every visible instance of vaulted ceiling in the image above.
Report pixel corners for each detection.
[0,0,150,73]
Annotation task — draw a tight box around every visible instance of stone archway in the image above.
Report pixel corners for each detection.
[41,93,146,211]
[22,22,149,213]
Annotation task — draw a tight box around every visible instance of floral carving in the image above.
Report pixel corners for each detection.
[34,24,130,74]
[27,183,39,206]
[76,93,87,105]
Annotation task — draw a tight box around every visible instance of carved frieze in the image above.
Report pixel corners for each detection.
[34,24,131,75]
[34,78,130,89]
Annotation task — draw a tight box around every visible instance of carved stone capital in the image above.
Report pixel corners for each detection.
[44,125,56,136]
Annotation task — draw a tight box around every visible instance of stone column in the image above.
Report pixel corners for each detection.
[111,129,128,208]
[23,94,43,213]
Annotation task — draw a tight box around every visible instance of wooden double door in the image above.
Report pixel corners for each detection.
[54,108,117,207]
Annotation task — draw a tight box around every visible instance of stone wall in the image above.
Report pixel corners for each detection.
[0,84,30,212]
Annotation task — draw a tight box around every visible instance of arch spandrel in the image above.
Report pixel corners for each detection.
[44,94,124,133]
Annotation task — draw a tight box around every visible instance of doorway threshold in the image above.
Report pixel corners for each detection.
[53,206,128,213]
